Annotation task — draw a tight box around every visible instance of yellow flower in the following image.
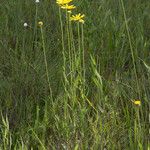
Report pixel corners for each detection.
[56,0,73,5]
[38,21,43,27]
[61,4,76,10]
[133,100,141,106]
[70,13,85,23]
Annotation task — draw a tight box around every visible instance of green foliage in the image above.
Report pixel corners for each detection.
[0,0,149,149]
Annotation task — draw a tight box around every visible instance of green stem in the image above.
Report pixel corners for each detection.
[70,21,77,78]
[33,3,38,59]
[81,23,85,90]
[58,8,68,119]
[66,11,72,85]
[22,29,26,61]
[40,27,53,99]
[59,8,66,82]
[120,0,140,98]
[77,22,81,75]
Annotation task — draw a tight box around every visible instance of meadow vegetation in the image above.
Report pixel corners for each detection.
[0,0,149,149]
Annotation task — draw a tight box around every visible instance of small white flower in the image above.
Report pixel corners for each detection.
[23,23,28,27]
[35,0,40,3]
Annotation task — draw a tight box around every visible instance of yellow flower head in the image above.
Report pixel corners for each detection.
[38,21,43,27]
[61,4,76,10]
[56,0,73,5]
[133,100,141,106]
[70,13,85,23]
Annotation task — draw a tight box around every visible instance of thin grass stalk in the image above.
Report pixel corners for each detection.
[66,11,73,86]
[33,3,38,58]
[40,27,53,99]
[58,9,69,119]
[77,22,81,77]
[135,107,142,144]
[81,23,85,91]
[69,21,78,105]
[31,129,46,150]
[1,114,10,150]
[22,28,26,61]
[70,21,77,80]
[34,105,39,128]
[120,0,140,98]
[59,8,67,85]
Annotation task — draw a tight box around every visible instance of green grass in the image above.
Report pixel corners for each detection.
[0,0,149,149]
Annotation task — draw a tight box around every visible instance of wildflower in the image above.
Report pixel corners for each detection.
[61,4,76,10]
[70,13,85,23]
[35,0,40,3]
[133,100,141,106]
[23,23,28,27]
[38,21,43,27]
[56,0,73,5]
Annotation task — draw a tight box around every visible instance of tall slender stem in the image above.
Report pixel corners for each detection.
[81,23,85,90]
[33,3,38,59]
[40,27,53,99]
[120,0,140,98]
[66,11,72,85]
[77,22,81,76]
[59,8,66,81]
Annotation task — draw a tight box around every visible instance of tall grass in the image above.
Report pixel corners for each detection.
[0,0,149,149]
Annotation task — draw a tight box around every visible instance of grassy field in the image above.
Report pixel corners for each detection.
[0,0,149,149]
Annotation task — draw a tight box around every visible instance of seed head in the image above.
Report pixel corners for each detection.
[38,21,43,27]
[24,23,28,27]
[35,0,40,3]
